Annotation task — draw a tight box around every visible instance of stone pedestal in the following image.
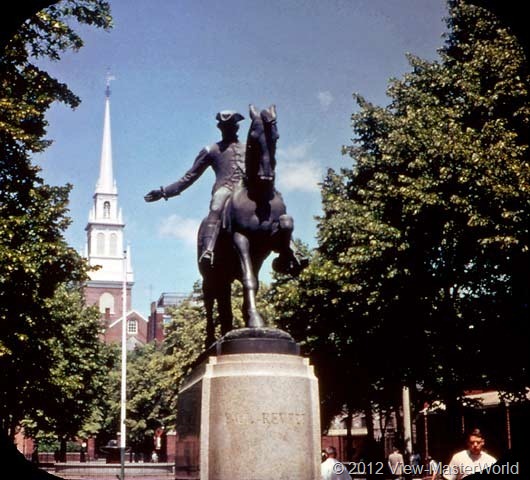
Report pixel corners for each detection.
[175,329,321,480]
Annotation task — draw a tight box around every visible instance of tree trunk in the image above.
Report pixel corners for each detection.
[59,438,67,463]
[364,406,381,480]
[378,408,387,457]
[444,397,464,459]
[344,408,354,460]
[365,405,375,446]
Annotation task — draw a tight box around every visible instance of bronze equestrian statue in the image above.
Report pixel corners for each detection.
[145,105,306,346]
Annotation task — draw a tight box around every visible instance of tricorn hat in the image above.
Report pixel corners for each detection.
[216,110,245,124]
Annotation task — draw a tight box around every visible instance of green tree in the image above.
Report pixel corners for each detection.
[124,344,171,457]
[23,285,115,460]
[97,291,205,455]
[272,0,529,455]
[0,0,112,438]
[468,0,529,60]
[0,1,60,50]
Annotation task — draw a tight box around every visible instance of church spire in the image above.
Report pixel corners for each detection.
[84,72,142,348]
[96,73,117,194]
[86,73,133,283]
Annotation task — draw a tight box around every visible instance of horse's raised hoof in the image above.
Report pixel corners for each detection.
[272,256,288,274]
[298,256,309,269]
[272,254,308,276]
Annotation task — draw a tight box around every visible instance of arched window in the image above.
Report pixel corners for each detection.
[127,318,138,334]
[99,292,115,314]
[96,232,105,255]
[103,201,111,218]
[109,233,118,256]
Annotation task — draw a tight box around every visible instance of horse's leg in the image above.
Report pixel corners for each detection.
[233,232,264,328]
[217,279,233,336]
[272,214,305,275]
[202,277,216,348]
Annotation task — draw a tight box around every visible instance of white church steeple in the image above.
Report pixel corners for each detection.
[96,78,117,195]
[82,74,149,350]
[85,76,133,284]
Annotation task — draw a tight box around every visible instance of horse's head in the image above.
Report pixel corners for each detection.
[246,104,279,187]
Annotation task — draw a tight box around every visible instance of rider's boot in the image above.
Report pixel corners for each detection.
[199,221,221,267]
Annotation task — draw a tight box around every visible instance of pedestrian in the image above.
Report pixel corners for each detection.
[427,456,440,480]
[443,428,496,480]
[321,446,352,480]
[321,449,328,463]
[388,447,405,480]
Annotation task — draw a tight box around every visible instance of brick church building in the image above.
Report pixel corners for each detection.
[84,79,148,348]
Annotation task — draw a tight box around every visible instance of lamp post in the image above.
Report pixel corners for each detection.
[120,250,127,480]
[423,408,429,460]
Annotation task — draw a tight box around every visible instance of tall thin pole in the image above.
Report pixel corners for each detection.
[505,403,512,450]
[402,386,412,458]
[120,250,127,480]
[423,410,429,460]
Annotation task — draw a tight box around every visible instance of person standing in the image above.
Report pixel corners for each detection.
[388,447,405,479]
[443,428,496,480]
[321,446,352,480]
[427,455,441,480]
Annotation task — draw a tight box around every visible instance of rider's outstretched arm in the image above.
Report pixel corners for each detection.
[163,147,211,198]
[144,147,211,202]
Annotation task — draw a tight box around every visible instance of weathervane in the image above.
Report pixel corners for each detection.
[105,69,116,97]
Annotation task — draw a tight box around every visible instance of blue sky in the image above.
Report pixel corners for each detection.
[36,0,448,318]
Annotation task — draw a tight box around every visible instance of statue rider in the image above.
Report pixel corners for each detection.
[144,111,245,266]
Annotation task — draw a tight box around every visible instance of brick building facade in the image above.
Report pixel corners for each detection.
[147,292,189,343]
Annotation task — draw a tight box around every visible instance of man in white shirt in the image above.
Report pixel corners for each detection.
[321,446,352,480]
[388,447,405,479]
[444,428,497,480]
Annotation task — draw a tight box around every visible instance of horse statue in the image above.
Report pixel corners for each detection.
[199,104,306,346]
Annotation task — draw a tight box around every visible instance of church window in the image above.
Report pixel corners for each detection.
[103,201,111,218]
[127,318,138,334]
[99,292,115,314]
[109,233,118,256]
[96,232,105,255]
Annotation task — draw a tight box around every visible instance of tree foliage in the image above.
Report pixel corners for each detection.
[270,0,529,444]
[97,343,167,454]
[98,289,205,454]
[0,2,60,50]
[0,0,112,437]
[23,285,115,444]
